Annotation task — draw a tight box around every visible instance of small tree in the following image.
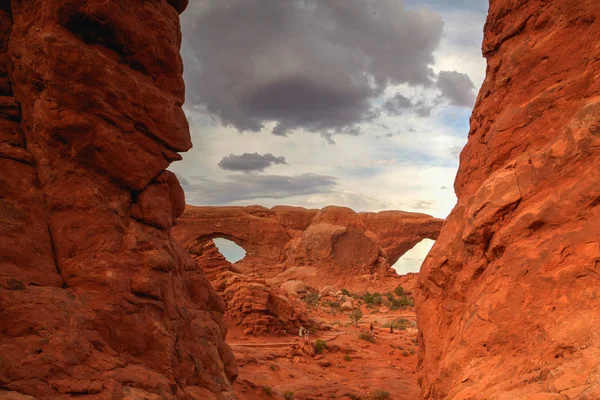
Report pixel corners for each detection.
[283,391,294,400]
[348,308,363,326]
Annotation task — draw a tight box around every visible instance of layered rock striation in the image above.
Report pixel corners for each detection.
[0,1,235,398]
[417,1,600,399]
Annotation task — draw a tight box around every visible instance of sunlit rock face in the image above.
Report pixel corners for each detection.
[173,205,443,291]
[0,1,236,398]
[416,0,600,398]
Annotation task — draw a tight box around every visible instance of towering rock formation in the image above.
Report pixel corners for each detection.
[417,1,600,399]
[174,205,443,291]
[0,1,236,398]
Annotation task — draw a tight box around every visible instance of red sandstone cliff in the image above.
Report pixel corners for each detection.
[416,1,600,399]
[174,205,443,292]
[0,1,235,398]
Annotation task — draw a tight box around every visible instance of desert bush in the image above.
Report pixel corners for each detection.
[389,298,401,310]
[385,292,394,302]
[401,295,414,307]
[374,390,390,400]
[325,300,342,309]
[283,391,294,400]
[348,308,363,326]
[362,292,383,307]
[303,291,319,306]
[383,318,409,330]
[344,354,352,361]
[359,331,375,343]
[394,285,405,296]
[315,339,327,354]
[402,351,409,357]
[341,288,351,296]
[389,295,414,310]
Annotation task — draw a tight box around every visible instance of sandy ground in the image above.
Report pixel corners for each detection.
[228,306,421,400]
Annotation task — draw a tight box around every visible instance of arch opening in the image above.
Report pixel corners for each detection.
[392,238,436,275]
[213,238,246,263]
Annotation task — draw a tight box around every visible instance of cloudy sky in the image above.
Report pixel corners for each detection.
[172,0,489,273]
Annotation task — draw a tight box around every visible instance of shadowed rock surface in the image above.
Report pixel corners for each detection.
[174,205,443,291]
[416,1,600,399]
[0,1,236,398]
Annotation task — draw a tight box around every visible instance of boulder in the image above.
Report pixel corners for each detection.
[280,280,308,295]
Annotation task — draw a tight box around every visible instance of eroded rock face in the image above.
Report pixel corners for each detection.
[0,1,236,398]
[187,241,309,335]
[174,205,443,291]
[416,1,600,399]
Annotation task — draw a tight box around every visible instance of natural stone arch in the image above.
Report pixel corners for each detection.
[213,238,246,263]
[392,238,436,275]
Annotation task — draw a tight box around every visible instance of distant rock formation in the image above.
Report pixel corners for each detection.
[188,240,309,335]
[416,1,600,398]
[174,205,443,291]
[0,1,235,399]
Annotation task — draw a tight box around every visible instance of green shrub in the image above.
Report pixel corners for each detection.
[410,348,416,355]
[341,288,351,296]
[304,291,319,306]
[389,298,402,310]
[389,295,414,310]
[343,393,362,400]
[283,391,294,400]
[383,318,409,330]
[402,351,409,357]
[348,308,363,326]
[385,292,394,302]
[394,285,405,296]
[401,295,414,307]
[359,331,375,343]
[374,390,390,400]
[362,292,383,307]
[344,354,352,362]
[315,339,327,354]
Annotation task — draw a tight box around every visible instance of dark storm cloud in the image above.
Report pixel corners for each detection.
[382,94,413,115]
[180,173,338,204]
[406,0,489,14]
[436,70,476,107]
[383,93,434,117]
[181,0,444,136]
[218,152,287,173]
